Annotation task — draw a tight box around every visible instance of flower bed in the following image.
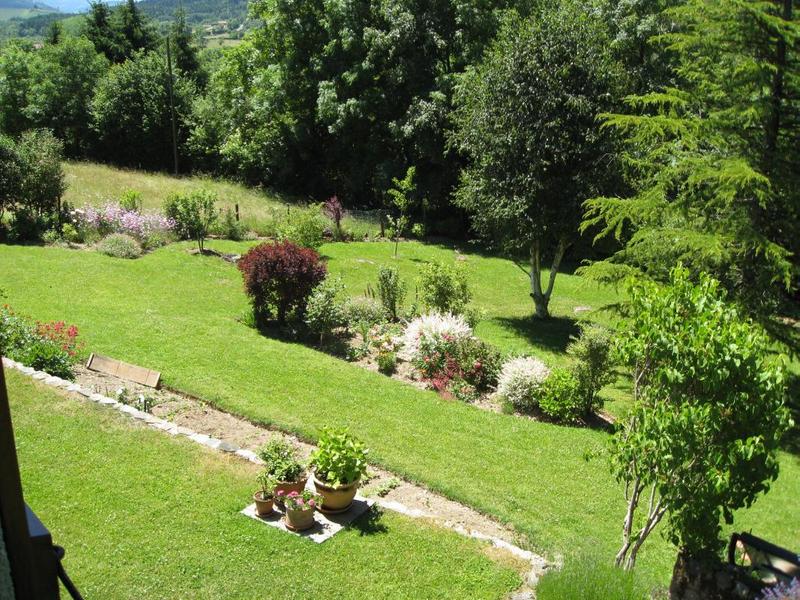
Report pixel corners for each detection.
[0,305,83,380]
[71,203,176,250]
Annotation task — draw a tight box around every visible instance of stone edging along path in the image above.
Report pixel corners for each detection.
[3,357,555,596]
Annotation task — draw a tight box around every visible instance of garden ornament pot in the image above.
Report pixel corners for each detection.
[312,474,360,514]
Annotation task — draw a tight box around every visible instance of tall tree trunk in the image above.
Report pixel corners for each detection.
[529,237,569,319]
[764,0,791,171]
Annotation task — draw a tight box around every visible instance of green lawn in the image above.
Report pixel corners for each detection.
[63,161,381,238]
[2,241,798,590]
[9,371,521,599]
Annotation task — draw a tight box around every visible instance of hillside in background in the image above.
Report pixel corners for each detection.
[0,0,57,21]
[139,0,248,25]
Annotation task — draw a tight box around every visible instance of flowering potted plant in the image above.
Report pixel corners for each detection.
[253,471,277,516]
[257,439,308,505]
[310,427,368,514]
[280,490,321,532]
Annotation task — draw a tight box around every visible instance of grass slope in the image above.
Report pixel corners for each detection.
[9,371,520,599]
[2,242,798,588]
[63,161,380,238]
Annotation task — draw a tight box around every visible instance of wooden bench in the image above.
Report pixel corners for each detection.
[729,532,800,586]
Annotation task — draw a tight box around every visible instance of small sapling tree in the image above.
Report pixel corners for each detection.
[386,166,415,258]
[610,266,791,583]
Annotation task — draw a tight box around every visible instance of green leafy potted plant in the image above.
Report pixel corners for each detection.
[279,490,321,532]
[310,427,368,514]
[253,471,277,516]
[257,439,307,504]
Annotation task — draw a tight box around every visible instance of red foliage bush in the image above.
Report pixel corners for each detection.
[238,240,327,323]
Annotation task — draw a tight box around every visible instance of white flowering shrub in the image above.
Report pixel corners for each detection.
[496,356,551,413]
[400,312,473,361]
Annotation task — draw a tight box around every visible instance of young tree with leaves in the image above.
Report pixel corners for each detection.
[451,3,624,319]
[611,266,791,587]
[386,166,416,258]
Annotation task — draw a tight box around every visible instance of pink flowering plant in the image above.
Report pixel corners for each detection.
[71,203,176,248]
[279,489,321,512]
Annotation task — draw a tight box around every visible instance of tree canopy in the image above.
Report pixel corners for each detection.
[451,2,624,318]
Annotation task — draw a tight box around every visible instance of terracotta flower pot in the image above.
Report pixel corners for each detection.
[274,476,308,507]
[312,474,360,514]
[253,492,274,516]
[284,507,315,532]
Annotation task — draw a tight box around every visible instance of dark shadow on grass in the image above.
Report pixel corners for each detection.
[350,506,389,537]
[781,373,800,455]
[494,315,581,355]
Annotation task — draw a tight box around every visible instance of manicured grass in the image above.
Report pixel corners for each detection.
[8,371,521,599]
[3,242,798,589]
[63,161,380,238]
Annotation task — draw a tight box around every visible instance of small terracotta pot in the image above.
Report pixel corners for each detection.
[284,507,315,532]
[274,476,308,507]
[312,474,360,514]
[253,492,274,516]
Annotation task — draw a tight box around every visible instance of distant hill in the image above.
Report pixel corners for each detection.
[0,1,58,22]
[139,0,248,25]
[0,0,55,7]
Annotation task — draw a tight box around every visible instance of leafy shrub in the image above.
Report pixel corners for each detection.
[0,306,81,380]
[257,439,306,483]
[8,208,50,242]
[377,265,406,320]
[278,204,327,250]
[410,222,426,239]
[42,228,62,245]
[342,297,387,331]
[119,189,142,212]
[377,351,397,375]
[496,356,550,413]
[567,324,614,415]
[0,130,65,241]
[457,337,503,392]
[536,555,650,600]
[305,278,347,343]
[537,368,583,423]
[61,223,81,243]
[16,337,75,380]
[418,261,471,315]
[163,189,219,252]
[238,240,327,324]
[213,208,247,241]
[96,234,142,259]
[310,427,369,486]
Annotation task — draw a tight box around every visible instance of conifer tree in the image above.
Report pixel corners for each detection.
[582,0,799,333]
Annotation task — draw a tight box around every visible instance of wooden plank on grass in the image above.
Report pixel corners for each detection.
[86,353,161,388]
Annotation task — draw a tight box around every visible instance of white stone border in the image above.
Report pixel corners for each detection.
[3,356,553,584]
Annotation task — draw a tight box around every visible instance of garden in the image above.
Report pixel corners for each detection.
[2,0,800,597]
[1,160,798,598]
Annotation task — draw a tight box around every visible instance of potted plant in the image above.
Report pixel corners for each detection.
[253,471,277,516]
[310,427,369,514]
[257,439,307,504]
[280,490,321,532]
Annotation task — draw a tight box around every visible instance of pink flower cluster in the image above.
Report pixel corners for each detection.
[279,489,320,511]
[71,203,175,241]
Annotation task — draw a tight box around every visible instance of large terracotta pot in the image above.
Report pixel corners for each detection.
[312,474,360,514]
[284,507,315,532]
[274,475,308,507]
[253,491,274,516]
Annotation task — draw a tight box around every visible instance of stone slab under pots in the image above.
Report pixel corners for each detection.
[240,496,373,543]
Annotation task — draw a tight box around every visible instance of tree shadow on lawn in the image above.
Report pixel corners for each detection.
[350,506,389,537]
[493,315,581,355]
[781,373,800,456]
